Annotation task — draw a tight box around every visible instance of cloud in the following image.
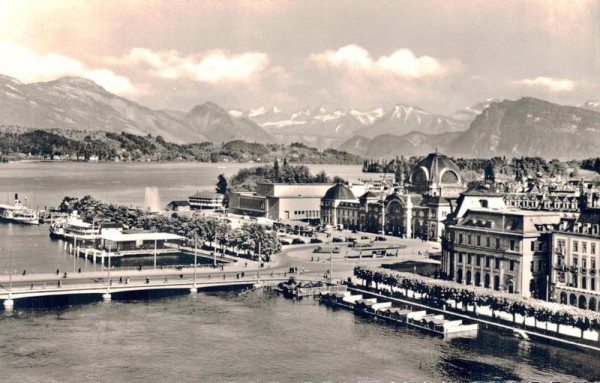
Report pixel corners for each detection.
[514,76,575,92]
[0,40,135,95]
[310,44,456,79]
[123,48,269,83]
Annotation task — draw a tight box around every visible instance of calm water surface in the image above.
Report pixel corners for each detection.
[0,163,598,382]
[0,162,366,209]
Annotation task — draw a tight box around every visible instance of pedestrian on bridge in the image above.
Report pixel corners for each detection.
[56,269,60,275]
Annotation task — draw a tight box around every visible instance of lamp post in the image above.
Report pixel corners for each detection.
[4,250,14,310]
[73,236,78,273]
[194,238,198,288]
[257,242,261,282]
[153,239,157,269]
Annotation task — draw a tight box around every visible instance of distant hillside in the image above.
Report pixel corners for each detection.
[0,74,274,145]
[0,126,362,164]
[339,131,461,158]
[449,97,600,159]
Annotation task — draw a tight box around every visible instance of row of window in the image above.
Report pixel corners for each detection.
[456,232,520,252]
[571,240,597,255]
[456,253,516,271]
[293,210,319,218]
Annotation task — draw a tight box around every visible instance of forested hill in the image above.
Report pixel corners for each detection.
[0,126,363,165]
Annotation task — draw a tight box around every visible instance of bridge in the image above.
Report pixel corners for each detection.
[0,266,321,311]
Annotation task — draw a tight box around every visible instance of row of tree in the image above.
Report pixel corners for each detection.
[228,161,345,191]
[353,266,600,336]
[362,155,573,181]
[58,195,280,261]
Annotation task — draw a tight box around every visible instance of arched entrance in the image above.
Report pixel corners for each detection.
[456,268,463,284]
[570,293,577,306]
[507,279,514,294]
[484,273,490,288]
[493,275,500,291]
[560,291,567,304]
[589,297,597,311]
[466,270,472,285]
[579,295,587,309]
[475,272,481,286]
[582,277,587,290]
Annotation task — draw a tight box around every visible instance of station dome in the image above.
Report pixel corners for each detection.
[323,183,356,200]
[409,152,463,197]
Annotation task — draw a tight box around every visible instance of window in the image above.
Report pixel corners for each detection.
[583,258,587,269]
[538,242,543,251]
[468,235,472,245]
[573,257,579,267]
[510,240,515,251]
[574,241,579,252]
[477,236,481,246]
[531,242,535,252]
[495,238,501,249]
[495,258,501,269]
[458,233,463,244]
[510,260,515,271]
[486,237,490,248]
[486,256,491,268]
[582,242,587,254]
[476,255,481,266]
[468,254,472,265]
[592,243,596,255]
[592,258,596,270]
[458,253,463,263]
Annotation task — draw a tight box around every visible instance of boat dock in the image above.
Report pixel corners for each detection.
[319,290,479,338]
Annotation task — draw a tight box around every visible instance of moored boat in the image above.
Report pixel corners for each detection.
[0,194,40,225]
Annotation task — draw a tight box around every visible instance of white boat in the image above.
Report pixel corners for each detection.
[0,194,40,225]
[49,212,101,242]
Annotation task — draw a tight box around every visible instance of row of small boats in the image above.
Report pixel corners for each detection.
[319,290,479,338]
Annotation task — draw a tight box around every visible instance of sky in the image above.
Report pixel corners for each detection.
[0,0,598,114]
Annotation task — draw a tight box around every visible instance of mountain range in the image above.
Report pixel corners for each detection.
[0,73,599,159]
[0,75,273,144]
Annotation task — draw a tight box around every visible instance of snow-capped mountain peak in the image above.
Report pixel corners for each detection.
[249,106,266,118]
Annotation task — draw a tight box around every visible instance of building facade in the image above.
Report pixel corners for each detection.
[188,191,224,210]
[551,208,600,311]
[230,183,333,221]
[442,208,562,298]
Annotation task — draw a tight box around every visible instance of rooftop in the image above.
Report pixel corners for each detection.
[101,230,184,242]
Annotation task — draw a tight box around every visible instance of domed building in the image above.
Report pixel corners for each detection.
[408,152,464,198]
[321,183,360,228]
[358,152,465,241]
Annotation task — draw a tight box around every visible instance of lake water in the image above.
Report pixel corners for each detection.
[0,162,367,210]
[0,162,598,382]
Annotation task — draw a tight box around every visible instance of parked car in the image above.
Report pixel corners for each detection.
[375,236,387,241]
[361,236,369,240]
[279,239,291,245]
[310,237,323,244]
[332,237,344,243]
[292,238,306,245]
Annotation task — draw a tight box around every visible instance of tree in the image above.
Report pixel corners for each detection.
[216,174,228,194]
[484,162,496,183]
[273,159,280,182]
